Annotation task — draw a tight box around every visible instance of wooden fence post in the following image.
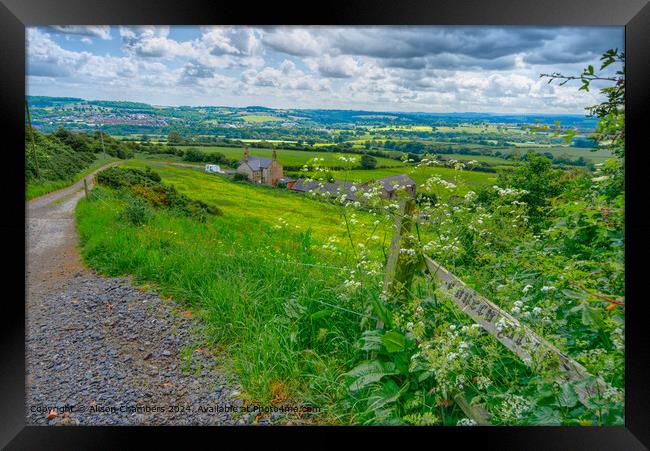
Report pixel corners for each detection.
[377,197,417,329]
[83,178,89,198]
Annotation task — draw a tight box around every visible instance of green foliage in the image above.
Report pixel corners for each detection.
[25,126,136,201]
[360,153,378,169]
[168,131,183,145]
[541,48,624,159]
[182,147,232,166]
[25,130,96,181]
[121,195,154,226]
[97,167,222,220]
[496,153,565,231]
[233,172,248,182]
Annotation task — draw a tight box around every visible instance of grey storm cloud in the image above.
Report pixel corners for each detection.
[261,26,623,70]
[180,61,215,85]
[48,26,112,40]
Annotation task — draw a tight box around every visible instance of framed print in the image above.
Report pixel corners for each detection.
[1,0,649,448]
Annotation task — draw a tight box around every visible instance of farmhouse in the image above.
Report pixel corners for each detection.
[236,148,284,185]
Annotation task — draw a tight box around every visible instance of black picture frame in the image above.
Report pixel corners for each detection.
[2,0,649,448]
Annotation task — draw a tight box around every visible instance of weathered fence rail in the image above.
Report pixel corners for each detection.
[380,198,610,422]
[422,255,608,404]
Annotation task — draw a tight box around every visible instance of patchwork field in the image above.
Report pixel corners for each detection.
[239,114,283,123]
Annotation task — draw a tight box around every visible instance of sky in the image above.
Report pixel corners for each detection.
[26,25,624,114]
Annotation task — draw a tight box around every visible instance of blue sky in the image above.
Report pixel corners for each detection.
[26,26,623,113]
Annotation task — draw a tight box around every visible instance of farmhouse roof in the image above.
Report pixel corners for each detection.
[291,178,359,199]
[373,174,416,192]
[243,156,273,171]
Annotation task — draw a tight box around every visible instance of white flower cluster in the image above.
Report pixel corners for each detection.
[321,235,339,252]
[417,156,441,167]
[475,375,492,390]
[424,175,457,191]
[337,155,358,164]
[497,394,531,422]
[464,191,477,202]
[493,185,529,197]
[456,418,477,426]
[448,159,465,171]
[274,217,289,230]
[611,327,624,350]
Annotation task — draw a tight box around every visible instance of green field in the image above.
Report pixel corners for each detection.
[122,160,380,245]
[433,153,517,166]
[239,114,283,123]
[519,146,613,163]
[177,146,404,168]
[238,139,297,144]
[371,125,433,132]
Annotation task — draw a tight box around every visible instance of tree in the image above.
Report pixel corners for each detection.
[497,153,564,231]
[360,153,377,169]
[541,48,624,197]
[168,131,182,145]
[541,48,624,158]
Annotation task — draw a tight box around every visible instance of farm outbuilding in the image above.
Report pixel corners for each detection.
[372,174,417,199]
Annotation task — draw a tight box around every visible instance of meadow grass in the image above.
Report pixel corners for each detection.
[75,169,393,419]
[176,146,403,168]
[122,160,386,246]
[26,154,121,201]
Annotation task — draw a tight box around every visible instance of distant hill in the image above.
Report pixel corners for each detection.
[26,95,599,136]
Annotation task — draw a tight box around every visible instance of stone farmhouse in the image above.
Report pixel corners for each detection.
[236,148,284,186]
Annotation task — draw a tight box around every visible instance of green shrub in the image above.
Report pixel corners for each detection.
[121,196,153,226]
[233,172,248,182]
[97,167,222,221]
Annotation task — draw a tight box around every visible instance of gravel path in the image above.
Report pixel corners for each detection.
[25,165,296,425]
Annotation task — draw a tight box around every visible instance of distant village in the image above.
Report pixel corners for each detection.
[205,148,417,201]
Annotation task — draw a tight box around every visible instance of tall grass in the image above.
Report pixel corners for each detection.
[76,186,381,420]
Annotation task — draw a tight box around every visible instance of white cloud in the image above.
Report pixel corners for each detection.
[263,28,324,56]
[26,25,624,113]
[306,54,360,79]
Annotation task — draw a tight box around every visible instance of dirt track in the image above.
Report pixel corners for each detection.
[25,164,292,425]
